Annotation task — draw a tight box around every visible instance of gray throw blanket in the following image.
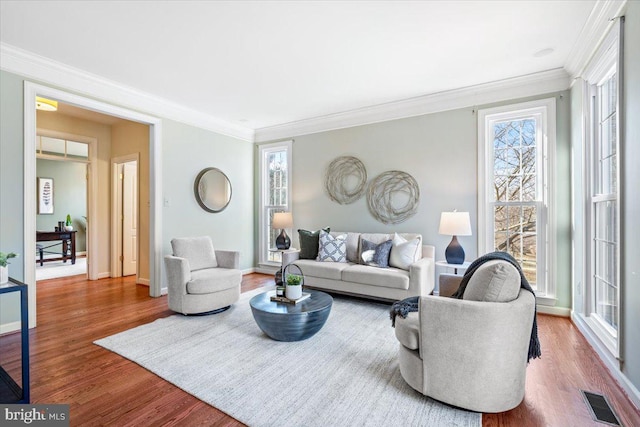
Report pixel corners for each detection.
[390,251,541,362]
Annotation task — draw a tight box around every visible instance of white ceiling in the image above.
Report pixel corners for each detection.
[1,1,599,132]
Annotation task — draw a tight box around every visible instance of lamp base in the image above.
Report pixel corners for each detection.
[444,235,465,264]
[275,229,290,250]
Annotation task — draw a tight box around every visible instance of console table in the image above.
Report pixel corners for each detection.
[36,230,76,265]
[0,278,29,403]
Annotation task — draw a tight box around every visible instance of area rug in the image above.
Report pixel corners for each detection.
[95,288,480,427]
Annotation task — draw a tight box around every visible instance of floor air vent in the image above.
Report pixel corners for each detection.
[581,390,621,426]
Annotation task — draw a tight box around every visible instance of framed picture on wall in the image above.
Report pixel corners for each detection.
[38,177,54,214]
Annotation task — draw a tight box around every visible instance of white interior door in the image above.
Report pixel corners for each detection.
[122,161,138,276]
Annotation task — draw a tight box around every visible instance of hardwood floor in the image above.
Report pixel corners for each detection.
[1,273,638,426]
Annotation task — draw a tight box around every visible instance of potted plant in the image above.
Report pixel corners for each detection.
[285,274,303,300]
[0,252,18,284]
[65,214,73,231]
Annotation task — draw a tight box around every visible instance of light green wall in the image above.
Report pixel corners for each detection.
[277,91,572,310]
[621,3,640,392]
[161,119,255,277]
[0,71,24,326]
[36,158,87,252]
[0,69,255,329]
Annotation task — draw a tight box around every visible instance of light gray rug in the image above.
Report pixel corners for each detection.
[95,288,480,427]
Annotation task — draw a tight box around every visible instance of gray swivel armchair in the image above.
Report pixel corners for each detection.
[394,260,536,413]
[164,236,241,315]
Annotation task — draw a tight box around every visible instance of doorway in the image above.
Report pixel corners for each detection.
[111,155,139,279]
[24,82,163,329]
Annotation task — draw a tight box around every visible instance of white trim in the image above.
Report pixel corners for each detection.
[565,0,627,78]
[2,42,253,142]
[537,305,570,317]
[477,98,557,299]
[24,82,164,328]
[36,128,98,280]
[241,268,256,275]
[97,272,111,280]
[255,69,570,142]
[0,321,21,335]
[572,313,640,410]
[137,278,150,286]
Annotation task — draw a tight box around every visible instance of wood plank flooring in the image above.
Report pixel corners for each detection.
[1,273,638,426]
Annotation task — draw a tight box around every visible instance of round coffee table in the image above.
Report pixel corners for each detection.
[250,290,333,342]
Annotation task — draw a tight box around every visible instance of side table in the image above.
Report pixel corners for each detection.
[0,278,29,403]
[435,260,471,296]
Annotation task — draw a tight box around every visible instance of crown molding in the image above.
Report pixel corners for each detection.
[0,42,254,142]
[254,68,570,142]
[564,0,627,78]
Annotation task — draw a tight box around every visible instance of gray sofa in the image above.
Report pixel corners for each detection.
[283,232,435,301]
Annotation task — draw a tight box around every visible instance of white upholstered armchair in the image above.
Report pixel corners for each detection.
[164,236,241,315]
[394,260,536,413]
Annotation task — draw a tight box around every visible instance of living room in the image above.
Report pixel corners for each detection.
[1,1,639,426]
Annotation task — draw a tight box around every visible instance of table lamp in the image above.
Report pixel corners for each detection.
[273,212,293,250]
[439,211,472,264]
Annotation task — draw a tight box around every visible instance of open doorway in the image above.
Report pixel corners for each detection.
[111,155,139,280]
[34,131,94,281]
[24,82,163,328]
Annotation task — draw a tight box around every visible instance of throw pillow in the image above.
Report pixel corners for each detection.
[361,239,393,268]
[298,227,330,259]
[317,230,347,262]
[389,233,422,270]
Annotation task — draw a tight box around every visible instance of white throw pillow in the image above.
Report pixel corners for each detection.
[317,231,348,262]
[389,233,422,270]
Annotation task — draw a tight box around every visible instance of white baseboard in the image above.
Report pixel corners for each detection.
[537,305,571,317]
[572,312,640,411]
[255,266,278,275]
[242,267,256,275]
[161,287,168,296]
[0,321,20,335]
[98,272,110,279]
[137,277,150,286]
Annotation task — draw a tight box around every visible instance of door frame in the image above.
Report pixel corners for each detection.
[36,128,97,280]
[24,82,163,328]
[111,154,140,281]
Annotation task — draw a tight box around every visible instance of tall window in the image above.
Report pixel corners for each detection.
[258,141,292,265]
[583,21,621,356]
[478,99,555,298]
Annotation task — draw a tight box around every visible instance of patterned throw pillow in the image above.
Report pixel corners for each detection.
[317,230,348,262]
[298,227,330,259]
[360,239,393,268]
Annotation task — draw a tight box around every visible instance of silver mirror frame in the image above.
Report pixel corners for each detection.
[194,167,232,213]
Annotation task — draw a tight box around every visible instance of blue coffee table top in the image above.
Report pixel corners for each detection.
[249,290,333,314]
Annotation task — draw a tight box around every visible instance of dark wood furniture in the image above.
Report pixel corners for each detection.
[36,230,76,266]
[0,278,29,403]
[249,289,333,341]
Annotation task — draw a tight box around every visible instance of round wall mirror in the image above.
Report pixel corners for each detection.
[194,167,232,213]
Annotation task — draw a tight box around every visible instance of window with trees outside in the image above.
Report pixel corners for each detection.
[478,98,556,298]
[258,141,292,265]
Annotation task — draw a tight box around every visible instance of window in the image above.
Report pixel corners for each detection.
[478,98,556,298]
[258,141,292,265]
[582,22,621,356]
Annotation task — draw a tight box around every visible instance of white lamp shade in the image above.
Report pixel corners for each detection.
[439,211,472,236]
[272,212,293,229]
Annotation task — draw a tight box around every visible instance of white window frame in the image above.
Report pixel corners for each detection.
[478,98,556,303]
[258,140,292,267]
[581,23,621,357]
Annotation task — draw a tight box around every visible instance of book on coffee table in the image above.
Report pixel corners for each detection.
[270,292,311,304]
